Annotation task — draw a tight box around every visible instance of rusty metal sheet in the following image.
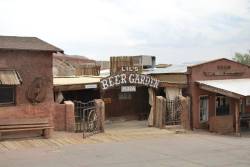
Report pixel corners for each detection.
[0,69,22,85]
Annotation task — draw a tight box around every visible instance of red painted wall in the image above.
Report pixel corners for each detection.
[0,50,54,123]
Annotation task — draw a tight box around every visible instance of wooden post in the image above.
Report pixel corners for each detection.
[153,89,157,126]
[155,96,166,128]
[235,100,240,136]
[160,97,166,129]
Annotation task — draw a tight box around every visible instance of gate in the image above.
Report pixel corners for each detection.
[165,97,182,125]
[74,100,98,134]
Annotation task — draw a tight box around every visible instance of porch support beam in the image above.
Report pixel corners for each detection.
[235,100,240,136]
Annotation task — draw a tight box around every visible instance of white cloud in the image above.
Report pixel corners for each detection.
[0,0,250,63]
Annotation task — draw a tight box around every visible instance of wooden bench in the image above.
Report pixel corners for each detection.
[0,118,53,140]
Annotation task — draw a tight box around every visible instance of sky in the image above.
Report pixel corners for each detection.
[0,0,250,64]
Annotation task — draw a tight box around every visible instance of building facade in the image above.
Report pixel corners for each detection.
[187,58,250,133]
[0,36,63,137]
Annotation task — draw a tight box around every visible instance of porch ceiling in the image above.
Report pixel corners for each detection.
[196,78,250,99]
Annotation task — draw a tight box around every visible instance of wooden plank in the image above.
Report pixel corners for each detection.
[0,124,50,129]
[0,126,53,132]
[0,118,49,126]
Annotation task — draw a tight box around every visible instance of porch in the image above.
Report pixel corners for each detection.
[196,78,250,135]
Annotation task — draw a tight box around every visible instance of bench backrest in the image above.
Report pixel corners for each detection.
[0,118,49,126]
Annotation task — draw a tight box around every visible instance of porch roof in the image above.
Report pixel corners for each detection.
[196,78,250,98]
[53,76,102,86]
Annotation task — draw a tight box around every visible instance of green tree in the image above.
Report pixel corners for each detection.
[233,51,250,65]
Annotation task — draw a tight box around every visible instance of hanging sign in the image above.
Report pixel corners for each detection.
[100,72,160,90]
[85,84,98,89]
[121,86,136,92]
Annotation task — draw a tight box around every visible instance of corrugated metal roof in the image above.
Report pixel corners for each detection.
[53,76,102,86]
[100,69,110,77]
[197,79,250,96]
[142,60,213,75]
[0,36,63,52]
[0,70,22,85]
[143,64,188,74]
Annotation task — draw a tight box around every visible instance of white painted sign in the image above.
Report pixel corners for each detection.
[100,73,160,90]
[121,86,136,92]
[85,84,98,89]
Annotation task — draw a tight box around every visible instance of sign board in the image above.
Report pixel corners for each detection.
[121,66,140,72]
[85,84,98,89]
[203,65,244,76]
[100,73,160,90]
[121,86,136,92]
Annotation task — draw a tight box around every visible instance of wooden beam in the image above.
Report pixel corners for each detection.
[159,82,187,88]
[54,83,99,92]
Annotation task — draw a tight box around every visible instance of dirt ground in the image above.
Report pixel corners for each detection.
[1,121,250,167]
[0,120,174,152]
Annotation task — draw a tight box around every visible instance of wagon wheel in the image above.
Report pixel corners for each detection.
[87,110,98,132]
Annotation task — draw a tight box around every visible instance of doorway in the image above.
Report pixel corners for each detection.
[199,96,209,123]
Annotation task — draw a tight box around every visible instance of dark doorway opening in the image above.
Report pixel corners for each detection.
[102,86,150,121]
[62,89,100,103]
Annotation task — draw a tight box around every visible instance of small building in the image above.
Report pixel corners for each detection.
[0,36,63,138]
[187,58,250,134]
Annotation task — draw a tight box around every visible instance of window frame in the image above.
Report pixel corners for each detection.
[215,95,230,116]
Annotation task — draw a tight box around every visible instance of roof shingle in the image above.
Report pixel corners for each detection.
[0,36,63,52]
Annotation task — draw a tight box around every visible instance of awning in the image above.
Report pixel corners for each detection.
[197,79,250,99]
[53,76,102,86]
[53,76,102,91]
[0,69,22,85]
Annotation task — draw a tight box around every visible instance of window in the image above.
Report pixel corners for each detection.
[216,95,230,116]
[0,85,15,105]
[199,96,209,122]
